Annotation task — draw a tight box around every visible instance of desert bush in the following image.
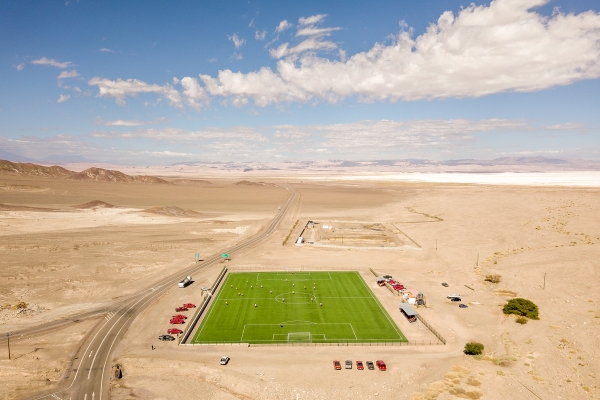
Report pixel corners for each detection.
[464,342,484,355]
[503,298,539,320]
[516,316,528,324]
[484,274,501,283]
[12,301,28,310]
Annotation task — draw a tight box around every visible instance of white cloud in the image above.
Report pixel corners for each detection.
[200,0,600,105]
[179,77,209,110]
[31,57,72,68]
[543,122,585,130]
[275,20,292,33]
[15,63,25,71]
[88,77,182,107]
[99,48,115,53]
[96,117,166,126]
[57,94,71,103]
[269,14,339,59]
[228,33,246,49]
[58,70,79,80]
[299,14,327,26]
[92,126,267,142]
[255,30,267,40]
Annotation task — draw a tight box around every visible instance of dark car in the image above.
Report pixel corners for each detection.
[442,282,449,287]
[459,304,468,308]
[345,360,352,369]
[158,334,175,341]
[366,361,375,370]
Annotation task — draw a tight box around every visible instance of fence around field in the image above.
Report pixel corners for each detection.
[416,314,446,345]
[179,266,228,344]
[228,266,370,272]
[183,339,443,346]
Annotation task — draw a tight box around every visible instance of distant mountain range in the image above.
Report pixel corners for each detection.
[0,160,172,184]
[170,156,600,173]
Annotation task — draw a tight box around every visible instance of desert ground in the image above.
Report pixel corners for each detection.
[1,169,599,399]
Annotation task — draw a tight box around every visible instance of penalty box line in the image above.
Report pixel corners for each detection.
[241,322,358,342]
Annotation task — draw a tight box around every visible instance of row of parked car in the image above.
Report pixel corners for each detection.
[158,302,196,341]
[333,360,386,371]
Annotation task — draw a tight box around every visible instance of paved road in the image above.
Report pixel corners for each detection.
[20,185,297,400]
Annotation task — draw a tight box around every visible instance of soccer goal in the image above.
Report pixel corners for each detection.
[287,332,312,343]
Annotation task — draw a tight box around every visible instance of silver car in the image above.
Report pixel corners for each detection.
[220,356,230,365]
[345,360,352,369]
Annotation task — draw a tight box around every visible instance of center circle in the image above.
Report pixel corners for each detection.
[275,292,316,304]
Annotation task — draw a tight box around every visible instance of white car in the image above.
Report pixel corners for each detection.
[220,356,230,365]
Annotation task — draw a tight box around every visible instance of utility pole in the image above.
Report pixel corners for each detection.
[476,252,479,266]
[6,332,11,360]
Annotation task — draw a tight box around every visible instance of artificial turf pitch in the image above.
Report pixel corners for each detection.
[190,271,407,344]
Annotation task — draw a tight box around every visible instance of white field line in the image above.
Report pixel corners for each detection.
[191,274,232,343]
[355,271,404,339]
[349,323,358,340]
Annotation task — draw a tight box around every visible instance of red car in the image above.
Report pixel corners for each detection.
[183,303,196,308]
[376,360,387,371]
[175,306,188,312]
[356,361,364,370]
[167,328,183,334]
[333,360,341,370]
[170,318,185,324]
[173,314,187,319]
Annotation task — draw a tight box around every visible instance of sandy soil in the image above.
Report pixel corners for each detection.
[1,175,599,399]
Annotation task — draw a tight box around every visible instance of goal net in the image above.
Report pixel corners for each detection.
[287,332,312,343]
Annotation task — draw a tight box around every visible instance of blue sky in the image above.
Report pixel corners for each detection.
[1,0,600,164]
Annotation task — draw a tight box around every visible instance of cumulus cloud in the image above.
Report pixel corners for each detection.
[15,63,25,71]
[88,77,182,107]
[57,94,70,103]
[179,77,209,110]
[57,70,80,86]
[198,0,600,106]
[255,30,267,40]
[275,20,292,33]
[31,57,72,68]
[228,33,246,49]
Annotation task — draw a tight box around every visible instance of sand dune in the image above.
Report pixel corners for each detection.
[73,200,118,209]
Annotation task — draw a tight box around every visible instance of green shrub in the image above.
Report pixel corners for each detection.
[464,342,484,355]
[515,316,528,324]
[503,298,539,320]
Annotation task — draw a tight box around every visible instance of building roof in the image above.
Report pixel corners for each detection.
[399,303,418,317]
[376,276,386,281]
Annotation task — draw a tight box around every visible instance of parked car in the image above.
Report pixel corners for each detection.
[345,360,352,369]
[442,282,449,287]
[220,356,230,365]
[356,361,364,370]
[459,304,468,308]
[175,306,188,312]
[333,360,341,370]
[170,318,185,324]
[183,303,196,308]
[158,334,175,341]
[167,328,182,334]
[173,314,188,319]
[366,361,374,370]
[376,360,387,371]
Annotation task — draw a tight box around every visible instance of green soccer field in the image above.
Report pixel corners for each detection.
[190,271,406,344]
